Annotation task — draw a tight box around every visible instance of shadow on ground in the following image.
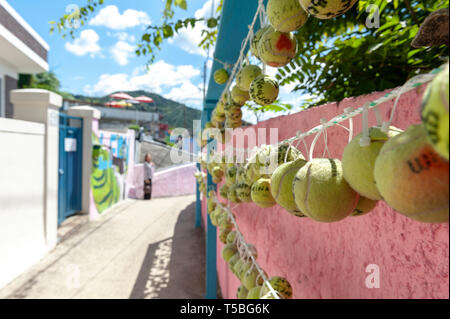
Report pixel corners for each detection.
[129,202,205,299]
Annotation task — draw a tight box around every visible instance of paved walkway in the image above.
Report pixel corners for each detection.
[0,195,205,299]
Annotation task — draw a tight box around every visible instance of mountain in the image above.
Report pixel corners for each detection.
[72,90,202,131]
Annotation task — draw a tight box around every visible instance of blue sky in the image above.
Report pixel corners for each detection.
[11,0,306,123]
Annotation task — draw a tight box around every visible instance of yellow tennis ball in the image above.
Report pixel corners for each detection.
[226,230,236,244]
[228,253,240,271]
[236,65,263,91]
[261,276,293,299]
[228,183,242,204]
[225,165,237,186]
[299,0,358,19]
[219,228,231,244]
[236,183,253,202]
[293,158,359,222]
[237,285,249,299]
[258,29,297,67]
[243,268,265,290]
[237,260,252,280]
[271,158,308,217]
[244,162,262,185]
[212,166,224,179]
[231,85,250,106]
[342,126,403,200]
[267,0,309,32]
[251,178,277,208]
[221,243,238,262]
[251,26,272,60]
[214,68,229,84]
[219,184,229,199]
[421,63,449,161]
[247,286,263,299]
[249,75,280,106]
[374,124,449,223]
[351,195,378,217]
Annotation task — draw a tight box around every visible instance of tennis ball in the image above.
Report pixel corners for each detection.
[236,183,253,202]
[261,276,293,299]
[228,253,240,272]
[293,158,359,222]
[243,268,265,290]
[352,195,378,217]
[374,124,449,223]
[224,103,241,116]
[212,166,224,179]
[271,158,308,217]
[216,100,225,114]
[247,286,263,299]
[232,258,244,277]
[267,0,309,32]
[255,143,304,175]
[251,178,277,208]
[244,162,262,185]
[342,126,403,200]
[236,65,263,91]
[219,228,232,244]
[237,260,253,280]
[226,165,237,186]
[299,0,359,19]
[226,230,237,244]
[231,85,250,106]
[421,63,449,161]
[219,184,229,199]
[222,243,238,262]
[214,68,229,84]
[237,285,249,299]
[228,184,242,204]
[258,29,297,67]
[249,75,280,106]
[251,26,272,59]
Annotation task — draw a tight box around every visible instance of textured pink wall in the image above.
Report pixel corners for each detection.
[211,85,449,299]
[129,163,197,199]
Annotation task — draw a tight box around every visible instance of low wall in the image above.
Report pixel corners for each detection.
[205,85,449,299]
[0,118,49,288]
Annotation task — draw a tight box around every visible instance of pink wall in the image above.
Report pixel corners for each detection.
[129,163,197,199]
[207,85,449,299]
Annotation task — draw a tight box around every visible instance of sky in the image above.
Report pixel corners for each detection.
[10,0,308,124]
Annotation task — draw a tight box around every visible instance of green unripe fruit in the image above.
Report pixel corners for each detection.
[214,68,229,84]
[258,29,297,67]
[249,75,280,106]
[236,65,263,91]
[251,178,277,208]
[231,85,250,106]
[267,0,309,32]
[299,0,358,19]
[261,276,293,299]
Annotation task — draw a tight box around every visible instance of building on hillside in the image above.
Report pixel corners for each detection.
[0,0,49,118]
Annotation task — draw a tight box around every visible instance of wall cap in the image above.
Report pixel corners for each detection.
[67,106,102,120]
[10,89,62,108]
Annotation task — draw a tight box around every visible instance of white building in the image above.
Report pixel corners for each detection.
[0,0,49,118]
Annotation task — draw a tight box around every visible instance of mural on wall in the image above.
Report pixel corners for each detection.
[91,131,130,214]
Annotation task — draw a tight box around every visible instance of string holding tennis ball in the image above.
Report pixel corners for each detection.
[293,158,359,222]
[214,68,229,85]
[221,243,238,262]
[251,26,272,60]
[421,62,449,161]
[231,85,250,106]
[352,195,378,217]
[271,158,308,217]
[267,0,309,32]
[374,124,449,223]
[258,29,297,67]
[251,178,277,208]
[237,285,249,299]
[247,286,263,299]
[299,0,359,19]
[261,276,293,299]
[236,65,263,91]
[249,75,280,106]
[342,126,403,200]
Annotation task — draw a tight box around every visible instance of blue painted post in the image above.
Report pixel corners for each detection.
[195,162,202,228]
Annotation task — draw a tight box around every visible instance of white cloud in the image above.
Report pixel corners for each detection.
[110,40,135,66]
[169,0,219,56]
[107,31,136,43]
[89,5,151,30]
[65,29,101,57]
[84,60,202,107]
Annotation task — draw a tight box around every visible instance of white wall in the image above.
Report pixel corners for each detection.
[0,117,48,289]
[0,59,18,118]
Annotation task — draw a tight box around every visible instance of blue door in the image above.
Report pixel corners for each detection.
[58,114,83,225]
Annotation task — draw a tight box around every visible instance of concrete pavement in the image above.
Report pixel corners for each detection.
[0,195,205,299]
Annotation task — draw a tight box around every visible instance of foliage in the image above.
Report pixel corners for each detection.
[244,100,293,123]
[277,0,449,107]
[21,71,74,99]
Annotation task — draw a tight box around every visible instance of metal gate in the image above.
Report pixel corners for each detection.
[58,113,83,225]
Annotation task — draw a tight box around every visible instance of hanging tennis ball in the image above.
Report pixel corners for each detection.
[271,158,308,217]
[299,0,358,19]
[225,165,237,186]
[231,85,250,106]
[249,75,280,106]
[228,184,242,204]
[228,253,240,270]
[421,63,449,161]
[219,184,229,199]
[236,183,253,202]
[258,29,297,67]
[237,65,263,91]
[221,243,238,262]
[293,158,359,222]
[244,162,262,185]
[352,195,378,217]
[251,178,277,208]
[267,0,309,32]
[243,268,266,290]
[261,276,293,299]
[226,230,237,244]
[342,126,403,200]
[232,258,244,277]
[374,124,449,223]
[247,286,263,299]
[237,285,249,299]
[216,100,225,115]
[237,260,253,280]
[219,228,232,244]
[214,68,229,85]
[212,166,224,179]
[251,26,272,60]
